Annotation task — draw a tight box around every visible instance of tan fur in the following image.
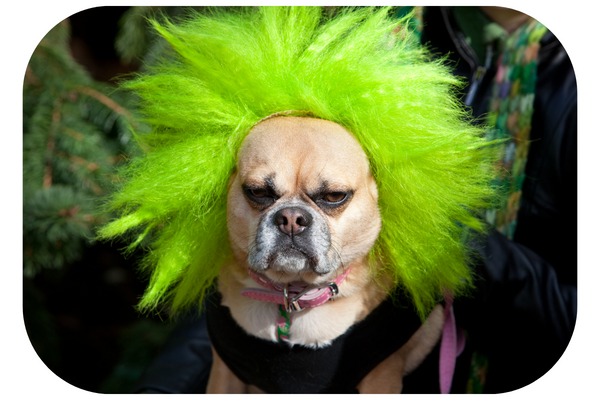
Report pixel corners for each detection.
[206,117,444,393]
[356,304,445,393]
[206,348,247,393]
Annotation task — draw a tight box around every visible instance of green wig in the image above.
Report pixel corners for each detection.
[99,6,497,320]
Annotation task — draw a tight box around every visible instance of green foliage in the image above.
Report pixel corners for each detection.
[100,6,499,320]
[23,19,144,277]
[115,6,243,67]
[115,6,157,64]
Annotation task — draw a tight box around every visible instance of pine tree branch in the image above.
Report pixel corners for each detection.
[75,86,138,128]
[58,205,80,218]
[63,127,84,141]
[24,14,140,276]
[25,66,41,87]
[107,154,127,165]
[43,166,53,189]
[43,98,63,189]
[53,151,105,194]
[84,178,104,195]
[55,151,100,172]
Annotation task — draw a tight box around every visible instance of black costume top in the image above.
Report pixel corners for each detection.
[205,290,472,394]
[207,291,412,393]
[134,289,473,394]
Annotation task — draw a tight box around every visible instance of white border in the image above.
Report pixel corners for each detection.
[5,1,596,399]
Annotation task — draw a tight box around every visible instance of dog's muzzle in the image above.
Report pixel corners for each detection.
[248,202,337,274]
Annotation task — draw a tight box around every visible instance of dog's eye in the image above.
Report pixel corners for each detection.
[323,192,346,203]
[243,187,276,208]
[249,188,267,198]
[315,190,352,213]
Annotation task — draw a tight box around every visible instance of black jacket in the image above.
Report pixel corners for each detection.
[421,6,577,393]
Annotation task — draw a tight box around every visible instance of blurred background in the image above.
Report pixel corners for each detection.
[22,6,221,393]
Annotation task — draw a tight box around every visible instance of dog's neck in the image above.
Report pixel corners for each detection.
[242,268,351,311]
[240,268,353,342]
[216,260,464,393]
[218,259,391,348]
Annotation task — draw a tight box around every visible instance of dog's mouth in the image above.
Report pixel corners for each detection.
[276,247,308,260]
[259,252,331,285]
[247,201,339,278]
[267,247,319,273]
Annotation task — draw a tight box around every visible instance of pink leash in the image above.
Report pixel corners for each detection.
[439,293,465,394]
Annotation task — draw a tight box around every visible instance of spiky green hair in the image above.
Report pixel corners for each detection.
[99,6,497,320]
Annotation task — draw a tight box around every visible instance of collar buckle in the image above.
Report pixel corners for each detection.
[327,282,339,297]
[283,283,313,312]
[283,281,341,312]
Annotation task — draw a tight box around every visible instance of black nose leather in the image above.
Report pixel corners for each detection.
[273,207,313,236]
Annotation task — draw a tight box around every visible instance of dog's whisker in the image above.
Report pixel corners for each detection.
[329,240,346,270]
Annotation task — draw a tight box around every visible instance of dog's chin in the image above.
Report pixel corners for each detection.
[253,249,340,284]
[270,248,313,271]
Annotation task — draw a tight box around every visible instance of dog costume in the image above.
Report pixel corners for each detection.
[206,289,474,393]
[99,7,498,392]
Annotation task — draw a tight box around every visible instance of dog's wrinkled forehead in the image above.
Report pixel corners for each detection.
[237,116,371,196]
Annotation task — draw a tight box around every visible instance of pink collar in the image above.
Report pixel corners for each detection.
[241,268,351,312]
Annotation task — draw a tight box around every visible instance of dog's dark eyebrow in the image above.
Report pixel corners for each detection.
[264,174,277,194]
[243,173,279,197]
[309,180,330,199]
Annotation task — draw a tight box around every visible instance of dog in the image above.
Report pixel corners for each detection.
[94,6,493,394]
[206,115,447,394]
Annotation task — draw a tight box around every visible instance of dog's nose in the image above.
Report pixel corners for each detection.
[273,207,313,236]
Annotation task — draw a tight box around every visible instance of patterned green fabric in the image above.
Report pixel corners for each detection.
[396,8,546,393]
[466,350,490,393]
[484,19,547,239]
[467,18,547,394]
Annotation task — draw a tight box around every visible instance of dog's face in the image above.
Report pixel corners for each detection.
[227,116,381,284]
